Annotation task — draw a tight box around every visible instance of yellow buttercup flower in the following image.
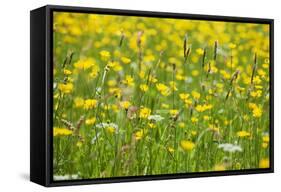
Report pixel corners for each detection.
[121,56,131,64]
[191,91,201,100]
[185,99,193,107]
[74,58,94,70]
[191,117,198,124]
[248,103,262,118]
[253,76,262,84]
[169,109,179,117]
[156,83,170,96]
[53,127,73,136]
[195,105,205,112]
[180,140,195,151]
[248,103,258,110]
[106,126,116,134]
[85,117,96,125]
[120,101,131,110]
[139,107,151,119]
[237,130,250,138]
[63,69,72,75]
[259,158,269,168]
[134,129,145,140]
[122,75,135,87]
[252,106,262,118]
[99,50,111,60]
[180,93,193,107]
[84,99,98,110]
[140,84,149,92]
[113,63,122,72]
[262,135,270,143]
[58,83,73,94]
[179,93,190,100]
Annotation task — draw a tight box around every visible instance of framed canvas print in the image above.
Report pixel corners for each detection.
[30,5,274,187]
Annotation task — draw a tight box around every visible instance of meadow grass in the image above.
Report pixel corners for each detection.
[52,12,270,180]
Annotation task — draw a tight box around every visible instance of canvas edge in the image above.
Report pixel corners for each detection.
[30,5,48,186]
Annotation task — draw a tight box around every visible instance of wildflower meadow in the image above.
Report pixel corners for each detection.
[52,12,271,180]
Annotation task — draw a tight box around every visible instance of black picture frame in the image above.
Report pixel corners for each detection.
[30,4,274,187]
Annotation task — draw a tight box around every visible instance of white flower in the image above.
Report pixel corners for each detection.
[218,143,243,153]
[95,122,118,129]
[148,114,164,122]
[53,174,79,181]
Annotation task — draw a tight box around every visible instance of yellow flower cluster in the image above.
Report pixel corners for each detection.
[52,12,270,176]
[249,103,263,118]
[74,97,98,110]
[53,127,73,136]
[195,104,213,112]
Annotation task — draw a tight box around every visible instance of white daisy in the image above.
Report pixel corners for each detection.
[218,143,243,153]
[148,114,164,122]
